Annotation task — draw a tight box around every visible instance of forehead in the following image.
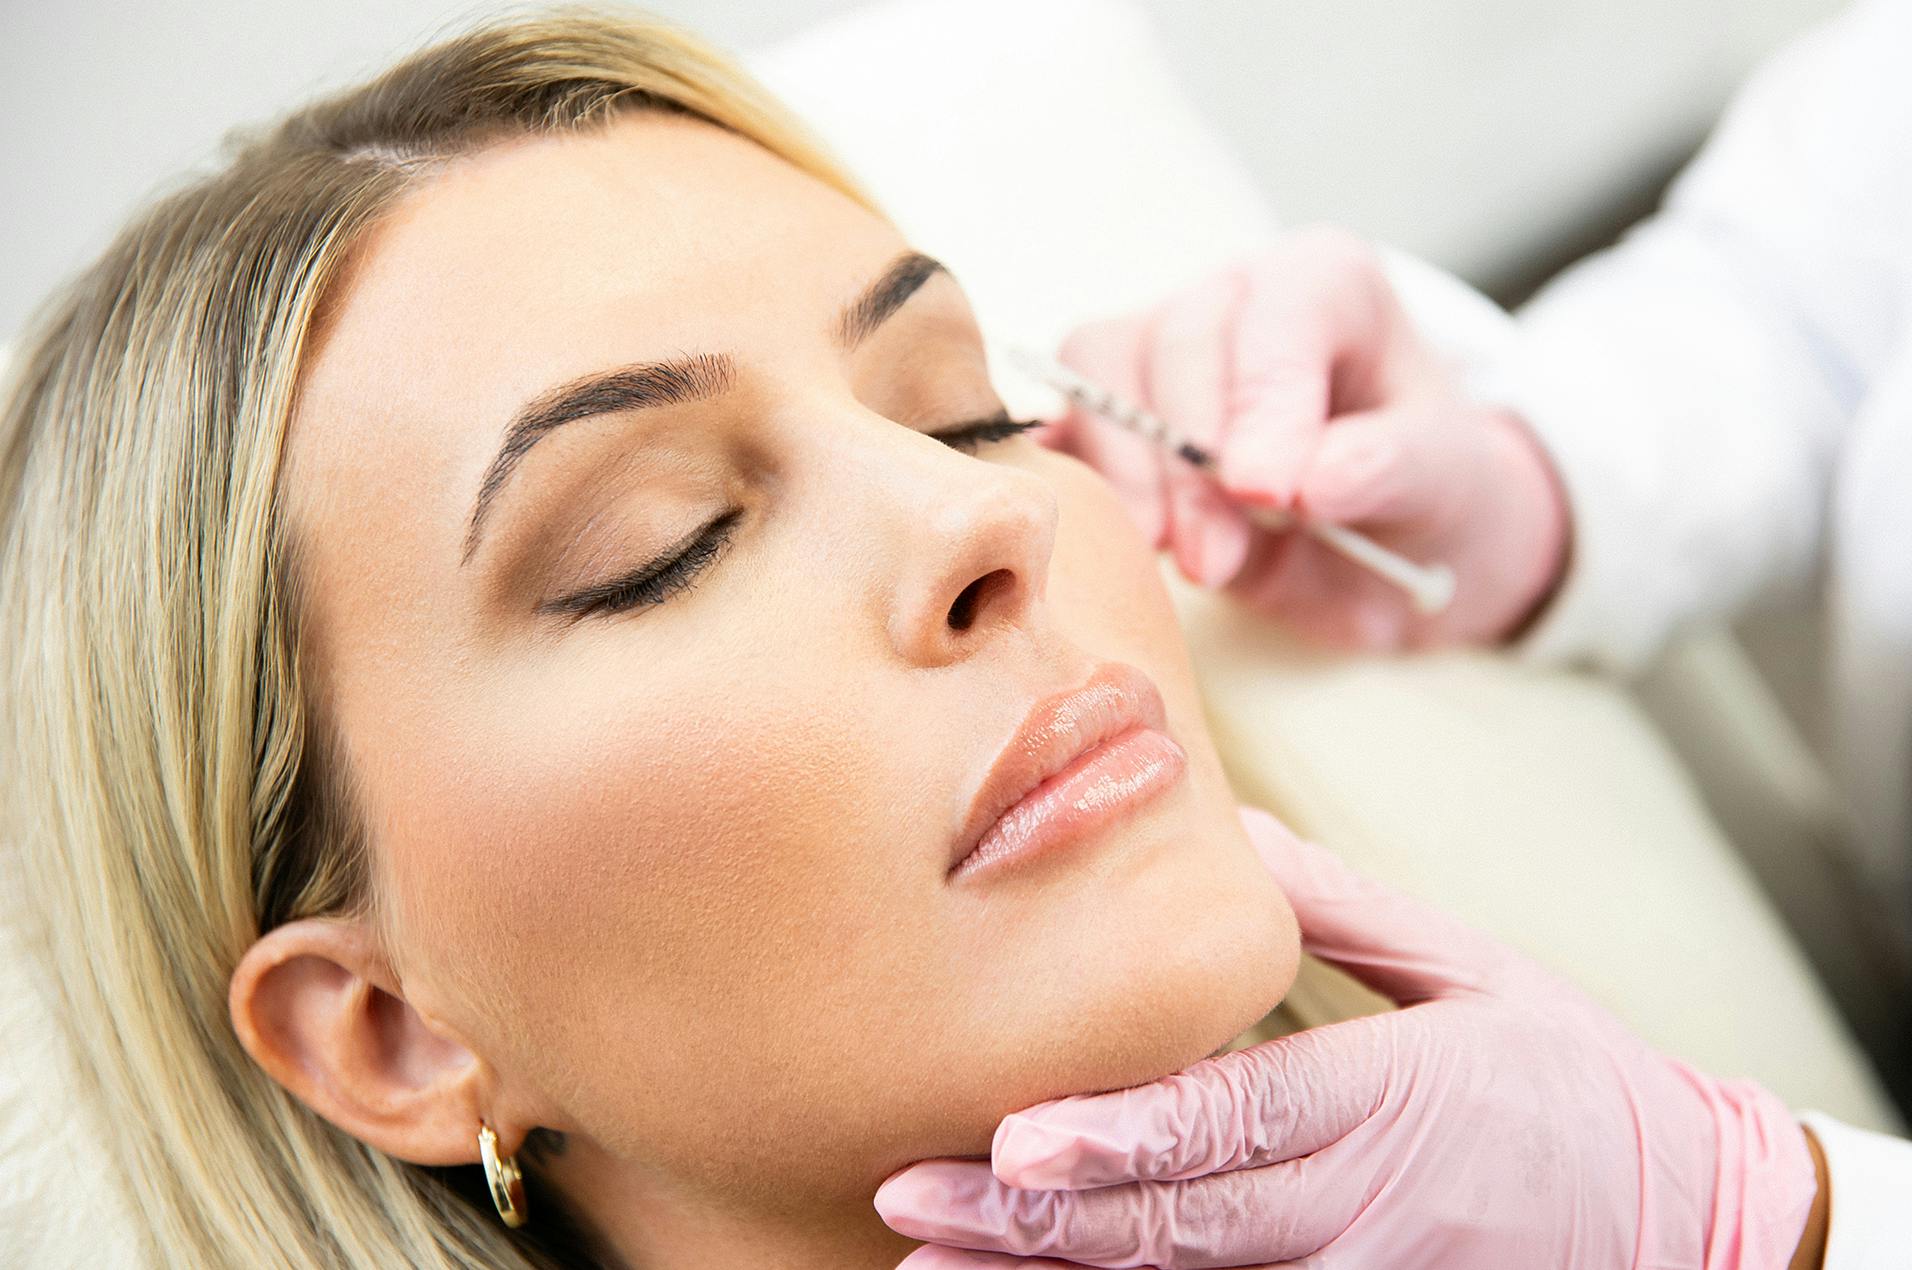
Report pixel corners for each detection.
[285,114,899,537]
[295,111,896,436]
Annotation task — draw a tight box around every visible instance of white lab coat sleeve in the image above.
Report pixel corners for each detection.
[1483,0,1912,672]
[1799,1111,1912,1269]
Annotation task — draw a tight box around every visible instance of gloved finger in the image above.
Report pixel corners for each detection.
[875,1152,1358,1268]
[1235,804,1517,1003]
[1217,230,1396,508]
[1173,476,1255,591]
[895,1244,1117,1269]
[1292,407,1441,527]
[1141,268,1256,590]
[1030,406,1078,455]
[986,1012,1398,1189]
[1052,316,1169,548]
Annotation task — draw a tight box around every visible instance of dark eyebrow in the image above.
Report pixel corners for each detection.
[462,353,735,565]
[836,252,946,349]
[461,251,947,567]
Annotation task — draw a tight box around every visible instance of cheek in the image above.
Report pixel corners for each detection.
[1043,457,1178,642]
[371,630,965,1187]
[1040,453,1227,787]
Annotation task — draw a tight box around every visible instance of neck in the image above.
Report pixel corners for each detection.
[543,1135,923,1270]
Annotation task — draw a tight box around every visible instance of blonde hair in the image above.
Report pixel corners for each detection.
[0,11,870,1267]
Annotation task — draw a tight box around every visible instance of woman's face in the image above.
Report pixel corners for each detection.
[283,113,1298,1218]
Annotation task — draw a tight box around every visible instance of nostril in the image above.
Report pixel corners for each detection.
[947,568,1015,632]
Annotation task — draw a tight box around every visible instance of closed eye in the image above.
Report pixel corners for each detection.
[928,412,1042,453]
[543,507,743,620]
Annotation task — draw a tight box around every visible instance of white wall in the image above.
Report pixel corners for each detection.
[0,0,1842,341]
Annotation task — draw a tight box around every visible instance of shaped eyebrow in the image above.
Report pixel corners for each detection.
[462,353,735,565]
[834,251,945,349]
[460,250,949,567]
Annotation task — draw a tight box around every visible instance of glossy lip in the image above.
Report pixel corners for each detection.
[948,661,1186,881]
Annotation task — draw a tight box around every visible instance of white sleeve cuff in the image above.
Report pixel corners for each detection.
[1482,333,1678,675]
[1800,1110,1912,1270]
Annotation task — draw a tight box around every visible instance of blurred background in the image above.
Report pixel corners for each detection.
[0,0,1844,344]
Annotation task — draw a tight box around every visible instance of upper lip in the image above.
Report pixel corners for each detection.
[949,660,1170,873]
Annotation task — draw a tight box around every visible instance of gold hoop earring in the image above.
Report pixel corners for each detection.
[478,1121,529,1228]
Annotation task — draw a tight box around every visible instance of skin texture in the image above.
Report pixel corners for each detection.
[227,112,1300,1269]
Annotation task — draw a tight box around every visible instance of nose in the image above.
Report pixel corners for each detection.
[886,458,1059,668]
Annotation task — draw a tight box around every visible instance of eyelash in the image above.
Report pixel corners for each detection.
[929,415,1044,453]
[559,416,1041,619]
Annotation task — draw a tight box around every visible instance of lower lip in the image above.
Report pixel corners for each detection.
[950,726,1188,882]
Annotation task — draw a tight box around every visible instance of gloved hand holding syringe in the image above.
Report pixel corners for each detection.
[1008,347,1456,615]
[1000,230,1571,651]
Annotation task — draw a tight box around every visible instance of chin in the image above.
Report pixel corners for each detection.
[1060,866,1299,1095]
[942,834,1302,1155]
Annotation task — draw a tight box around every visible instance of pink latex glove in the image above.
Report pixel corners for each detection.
[1035,226,1569,650]
[876,805,1820,1270]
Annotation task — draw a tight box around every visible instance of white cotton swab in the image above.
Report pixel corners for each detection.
[1006,347,1457,616]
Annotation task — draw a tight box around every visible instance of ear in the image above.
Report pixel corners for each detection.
[229,917,507,1166]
